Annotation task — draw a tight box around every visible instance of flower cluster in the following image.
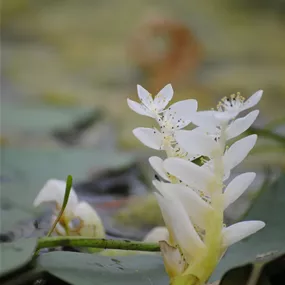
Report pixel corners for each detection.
[128,85,265,284]
[33,179,105,238]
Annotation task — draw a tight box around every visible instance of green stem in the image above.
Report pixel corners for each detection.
[36,236,160,252]
[46,175,73,237]
[247,127,285,145]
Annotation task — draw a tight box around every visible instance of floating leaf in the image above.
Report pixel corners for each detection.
[0,238,38,278]
[38,251,168,285]
[1,102,98,134]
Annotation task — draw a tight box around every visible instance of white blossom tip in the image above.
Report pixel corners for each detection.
[149,156,169,181]
[222,220,265,248]
[224,134,258,171]
[224,172,256,209]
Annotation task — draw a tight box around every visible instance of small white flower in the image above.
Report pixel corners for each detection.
[192,90,263,132]
[132,99,197,151]
[172,133,257,175]
[33,179,105,238]
[185,110,259,144]
[127,84,173,118]
[128,84,198,153]
[33,179,78,220]
[217,90,263,115]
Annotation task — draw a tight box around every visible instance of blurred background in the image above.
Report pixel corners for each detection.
[1,0,285,242]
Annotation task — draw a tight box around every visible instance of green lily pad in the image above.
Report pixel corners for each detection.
[38,251,168,285]
[211,173,285,282]
[1,102,98,134]
[0,238,38,278]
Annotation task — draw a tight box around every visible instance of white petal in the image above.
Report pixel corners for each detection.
[149,156,170,181]
[143,227,169,242]
[159,240,185,278]
[163,157,214,192]
[224,172,256,209]
[223,135,257,172]
[163,99,198,129]
[33,179,78,216]
[191,111,219,131]
[222,221,265,248]
[153,84,173,111]
[133,127,163,150]
[127,98,155,118]
[241,90,263,112]
[226,110,259,140]
[137,85,153,107]
[155,193,205,259]
[73,201,105,238]
[154,180,213,229]
[175,130,218,158]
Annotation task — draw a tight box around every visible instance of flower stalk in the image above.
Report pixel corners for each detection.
[46,175,73,237]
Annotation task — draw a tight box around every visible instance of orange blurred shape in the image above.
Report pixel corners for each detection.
[129,15,204,94]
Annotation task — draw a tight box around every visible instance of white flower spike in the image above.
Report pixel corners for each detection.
[33,179,105,238]
[129,85,265,285]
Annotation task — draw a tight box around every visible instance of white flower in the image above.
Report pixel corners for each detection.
[217,90,263,115]
[192,90,263,132]
[127,84,173,118]
[174,128,257,167]
[132,99,197,150]
[33,179,78,220]
[33,179,105,238]
[128,84,198,152]
[163,134,257,188]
